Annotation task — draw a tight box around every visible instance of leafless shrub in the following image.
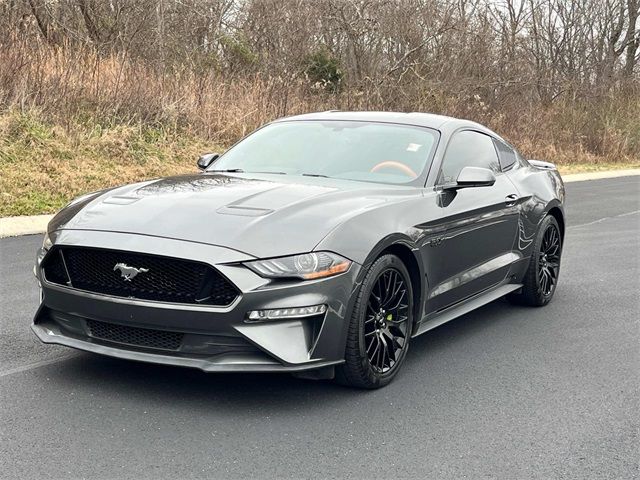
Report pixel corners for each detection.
[0,0,638,164]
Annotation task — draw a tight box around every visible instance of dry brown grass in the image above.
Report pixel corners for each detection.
[0,111,214,215]
[0,41,638,216]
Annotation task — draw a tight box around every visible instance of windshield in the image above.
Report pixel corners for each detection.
[208,120,439,185]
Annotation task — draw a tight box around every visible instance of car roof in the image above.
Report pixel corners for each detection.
[272,110,505,142]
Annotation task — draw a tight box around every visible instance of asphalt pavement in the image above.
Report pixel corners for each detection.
[1,176,638,479]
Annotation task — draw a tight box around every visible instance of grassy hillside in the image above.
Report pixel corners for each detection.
[1,40,639,216]
[1,108,638,217]
[0,111,216,216]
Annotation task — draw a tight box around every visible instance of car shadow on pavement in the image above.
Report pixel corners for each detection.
[41,297,528,412]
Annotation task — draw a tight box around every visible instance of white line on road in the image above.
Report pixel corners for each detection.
[568,209,640,230]
[0,353,81,379]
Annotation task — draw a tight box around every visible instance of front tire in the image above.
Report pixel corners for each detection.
[336,254,414,389]
[509,215,562,306]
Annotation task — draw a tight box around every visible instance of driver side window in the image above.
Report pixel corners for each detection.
[438,130,500,184]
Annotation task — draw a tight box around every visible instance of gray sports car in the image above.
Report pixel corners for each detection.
[32,111,565,388]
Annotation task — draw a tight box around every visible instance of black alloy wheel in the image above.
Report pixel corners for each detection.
[364,268,410,373]
[336,254,414,388]
[538,222,561,296]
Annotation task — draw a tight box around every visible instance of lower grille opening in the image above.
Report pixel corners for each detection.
[86,320,183,351]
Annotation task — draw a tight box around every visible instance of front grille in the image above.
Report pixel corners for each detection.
[87,319,183,351]
[42,246,238,306]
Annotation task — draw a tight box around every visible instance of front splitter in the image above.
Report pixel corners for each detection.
[31,323,344,373]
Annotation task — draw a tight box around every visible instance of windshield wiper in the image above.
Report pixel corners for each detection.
[301,173,329,178]
[209,169,289,175]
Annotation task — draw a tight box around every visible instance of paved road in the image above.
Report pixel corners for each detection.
[1,177,638,479]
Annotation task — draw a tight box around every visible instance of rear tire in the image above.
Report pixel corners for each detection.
[335,254,414,389]
[508,215,562,307]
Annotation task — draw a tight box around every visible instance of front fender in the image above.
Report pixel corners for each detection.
[315,192,443,329]
[314,190,441,264]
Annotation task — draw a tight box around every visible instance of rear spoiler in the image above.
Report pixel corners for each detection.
[528,159,557,171]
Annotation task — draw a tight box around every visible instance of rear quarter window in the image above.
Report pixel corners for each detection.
[494,140,518,170]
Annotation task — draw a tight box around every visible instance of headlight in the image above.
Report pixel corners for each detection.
[245,252,351,280]
[42,232,53,251]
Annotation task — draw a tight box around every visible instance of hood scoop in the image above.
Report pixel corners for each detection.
[102,195,141,205]
[216,205,273,217]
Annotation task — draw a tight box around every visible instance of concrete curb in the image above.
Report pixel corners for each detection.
[1,169,638,239]
[561,168,640,183]
[0,214,54,239]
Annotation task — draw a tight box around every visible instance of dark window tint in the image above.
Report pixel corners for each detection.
[494,139,517,170]
[439,131,500,183]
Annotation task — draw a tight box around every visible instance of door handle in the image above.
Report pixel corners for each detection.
[505,194,519,207]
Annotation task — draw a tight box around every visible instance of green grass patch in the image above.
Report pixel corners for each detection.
[0,110,217,216]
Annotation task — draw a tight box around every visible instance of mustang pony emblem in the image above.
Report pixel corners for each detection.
[113,263,149,281]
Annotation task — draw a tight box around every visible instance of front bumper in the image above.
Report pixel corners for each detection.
[33,229,361,373]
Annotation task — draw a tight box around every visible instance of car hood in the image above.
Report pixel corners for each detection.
[50,173,419,259]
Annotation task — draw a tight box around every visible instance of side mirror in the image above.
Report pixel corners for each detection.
[444,166,496,190]
[197,153,220,170]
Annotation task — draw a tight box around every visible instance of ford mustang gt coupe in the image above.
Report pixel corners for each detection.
[33,111,565,388]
